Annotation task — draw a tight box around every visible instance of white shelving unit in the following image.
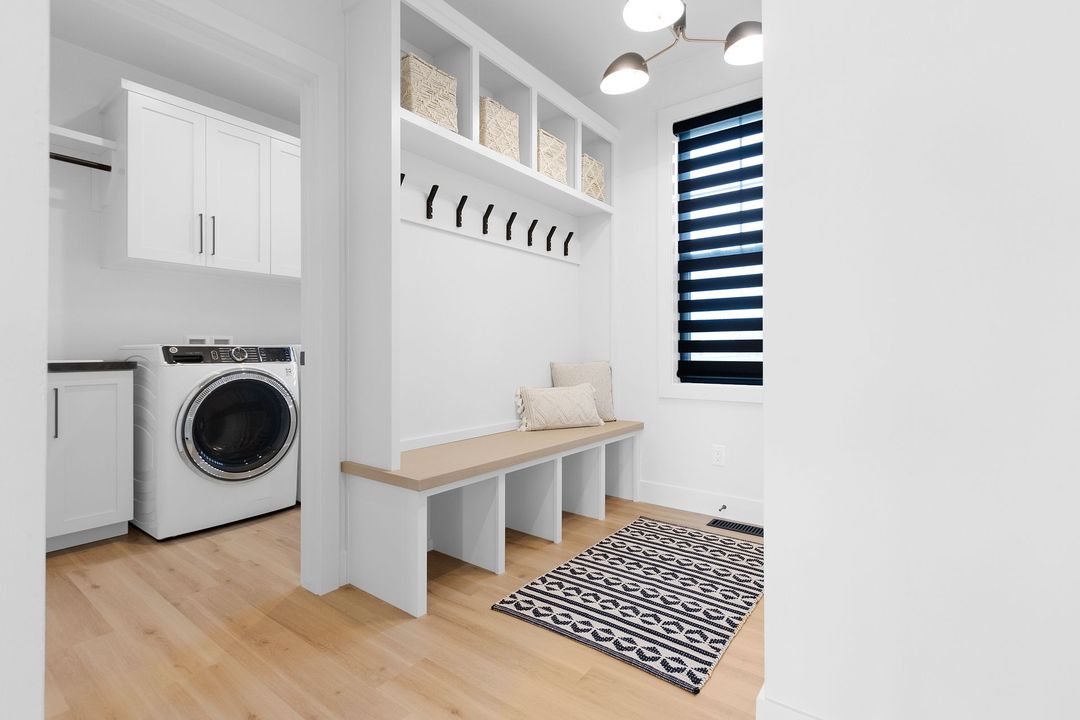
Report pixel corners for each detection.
[400,109,610,217]
[399,0,616,214]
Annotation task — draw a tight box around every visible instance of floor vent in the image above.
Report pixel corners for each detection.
[707,518,764,537]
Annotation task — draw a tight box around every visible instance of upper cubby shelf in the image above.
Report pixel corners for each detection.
[400,108,611,217]
[399,0,617,216]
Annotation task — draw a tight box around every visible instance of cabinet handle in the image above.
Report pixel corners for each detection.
[198,212,204,254]
[211,215,216,255]
[53,388,59,439]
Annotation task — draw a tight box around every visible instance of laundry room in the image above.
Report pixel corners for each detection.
[46,0,305,550]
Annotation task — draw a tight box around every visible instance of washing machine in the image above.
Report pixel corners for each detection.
[123,344,300,539]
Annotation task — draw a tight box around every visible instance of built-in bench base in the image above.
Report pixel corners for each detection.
[342,421,643,617]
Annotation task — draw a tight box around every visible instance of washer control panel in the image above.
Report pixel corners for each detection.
[162,346,293,364]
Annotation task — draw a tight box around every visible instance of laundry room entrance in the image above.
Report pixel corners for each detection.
[42,0,344,657]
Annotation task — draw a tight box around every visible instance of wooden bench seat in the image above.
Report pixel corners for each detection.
[341,420,643,617]
[341,420,643,491]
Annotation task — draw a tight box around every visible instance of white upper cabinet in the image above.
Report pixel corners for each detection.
[270,139,302,278]
[125,93,207,266]
[206,118,272,273]
[104,80,299,279]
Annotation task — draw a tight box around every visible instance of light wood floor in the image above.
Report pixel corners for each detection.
[46,498,763,719]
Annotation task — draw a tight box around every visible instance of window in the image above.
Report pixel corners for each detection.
[673,98,763,386]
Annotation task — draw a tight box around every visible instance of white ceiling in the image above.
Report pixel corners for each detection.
[444,0,762,99]
[50,0,300,125]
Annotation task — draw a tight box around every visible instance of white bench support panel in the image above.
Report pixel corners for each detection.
[561,446,605,520]
[428,475,505,574]
[341,422,643,616]
[605,435,639,501]
[505,460,561,543]
[346,476,428,617]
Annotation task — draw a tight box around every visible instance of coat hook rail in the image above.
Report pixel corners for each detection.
[528,219,538,246]
[426,184,439,220]
[505,212,517,241]
[483,204,494,235]
[563,231,574,257]
[456,195,468,227]
[546,225,557,252]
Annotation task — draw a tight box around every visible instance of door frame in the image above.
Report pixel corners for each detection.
[91,0,345,593]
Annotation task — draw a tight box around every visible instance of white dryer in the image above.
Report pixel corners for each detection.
[123,344,299,539]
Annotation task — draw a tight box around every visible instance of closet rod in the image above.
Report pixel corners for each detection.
[50,152,112,173]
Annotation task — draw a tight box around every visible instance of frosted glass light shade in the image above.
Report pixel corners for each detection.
[724,21,764,65]
[600,52,650,95]
[622,0,685,32]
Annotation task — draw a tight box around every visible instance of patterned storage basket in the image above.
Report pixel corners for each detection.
[537,128,568,185]
[400,52,458,133]
[581,153,606,202]
[479,96,520,162]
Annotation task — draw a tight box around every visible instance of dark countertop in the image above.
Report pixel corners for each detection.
[48,361,137,373]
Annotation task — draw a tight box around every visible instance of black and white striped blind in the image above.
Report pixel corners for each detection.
[674,98,763,385]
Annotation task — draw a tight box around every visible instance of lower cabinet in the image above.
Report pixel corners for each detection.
[46,370,134,552]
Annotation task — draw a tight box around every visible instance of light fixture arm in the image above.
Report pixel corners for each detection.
[644,33,681,63]
[676,28,726,44]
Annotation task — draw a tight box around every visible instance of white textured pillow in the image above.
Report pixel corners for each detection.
[516,384,604,432]
[550,361,615,421]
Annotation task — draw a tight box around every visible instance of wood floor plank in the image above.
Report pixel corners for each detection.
[47,499,763,719]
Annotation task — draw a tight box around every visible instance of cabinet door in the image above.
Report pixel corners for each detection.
[206,118,271,273]
[127,93,207,266]
[270,139,302,278]
[46,374,134,538]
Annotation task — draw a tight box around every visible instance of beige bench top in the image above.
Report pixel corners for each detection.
[341,420,644,492]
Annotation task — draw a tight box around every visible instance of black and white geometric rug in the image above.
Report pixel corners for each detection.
[491,516,764,694]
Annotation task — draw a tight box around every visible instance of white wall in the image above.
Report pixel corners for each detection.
[0,1,48,715]
[760,1,1080,718]
[398,151,587,447]
[49,39,301,361]
[51,38,300,137]
[207,0,345,62]
[584,50,765,522]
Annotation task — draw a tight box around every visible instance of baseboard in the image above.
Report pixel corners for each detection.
[637,480,763,526]
[46,521,129,553]
[400,420,519,451]
[757,690,825,720]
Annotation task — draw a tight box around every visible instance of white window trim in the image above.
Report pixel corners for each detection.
[656,79,764,403]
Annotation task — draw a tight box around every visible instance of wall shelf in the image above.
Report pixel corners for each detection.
[400,108,612,218]
[49,125,117,156]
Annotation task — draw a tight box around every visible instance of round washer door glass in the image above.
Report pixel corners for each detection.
[178,370,297,481]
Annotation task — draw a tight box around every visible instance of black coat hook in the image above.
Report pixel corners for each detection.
[505,212,517,241]
[546,225,557,252]
[400,173,405,185]
[563,231,574,256]
[456,195,468,228]
[426,184,439,220]
[482,204,494,235]
[528,219,538,246]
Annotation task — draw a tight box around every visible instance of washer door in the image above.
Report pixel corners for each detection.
[177,369,297,481]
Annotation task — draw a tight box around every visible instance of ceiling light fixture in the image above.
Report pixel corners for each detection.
[601,4,763,95]
[622,0,686,33]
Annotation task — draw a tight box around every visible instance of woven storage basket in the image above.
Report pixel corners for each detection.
[537,129,568,185]
[479,96,520,161]
[400,52,458,133]
[581,153,606,202]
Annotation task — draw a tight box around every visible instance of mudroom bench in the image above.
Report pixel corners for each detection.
[341,420,643,617]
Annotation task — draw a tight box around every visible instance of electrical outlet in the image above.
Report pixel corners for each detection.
[711,444,727,466]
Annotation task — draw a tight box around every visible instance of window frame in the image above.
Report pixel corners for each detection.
[656,80,764,403]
